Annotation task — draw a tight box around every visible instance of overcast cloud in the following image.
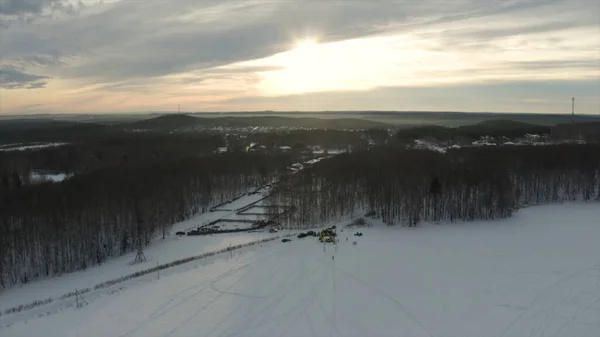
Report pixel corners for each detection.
[0,0,598,114]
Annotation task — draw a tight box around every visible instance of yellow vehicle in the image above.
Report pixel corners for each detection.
[319,230,336,243]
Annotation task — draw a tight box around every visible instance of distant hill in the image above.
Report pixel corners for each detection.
[0,120,119,144]
[456,119,551,139]
[4,111,599,128]
[122,114,200,130]
[122,114,391,131]
[396,119,552,141]
[0,119,81,131]
[467,119,542,129]
[552,121,600,141]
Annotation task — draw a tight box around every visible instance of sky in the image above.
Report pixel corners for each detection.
[0,0,599,115]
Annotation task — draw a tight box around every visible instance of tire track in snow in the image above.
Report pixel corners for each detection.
[208,242,312,337]
[160,268,252,337]
[219,244,331,337]
[206,248,291,337]
[304,309,317,337]
[335,266,434,337]
[272,254,327,337]
[498,266,599,337]
[119,257,257,337]
[123,244,288,337]
[148,257,255,319]
[223,267,322,336]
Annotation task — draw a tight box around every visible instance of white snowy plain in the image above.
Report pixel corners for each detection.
[1,203,599,337]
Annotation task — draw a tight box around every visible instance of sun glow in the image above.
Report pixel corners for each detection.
[215,25,600,98]
[294,39,319,51]
[250,36,404,95]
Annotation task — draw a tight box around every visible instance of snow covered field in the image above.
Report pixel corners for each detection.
[1,203,598,337]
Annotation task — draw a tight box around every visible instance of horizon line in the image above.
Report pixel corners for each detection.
[2,110,600,118]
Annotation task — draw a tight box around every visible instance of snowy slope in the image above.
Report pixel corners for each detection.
[1,203,599,337]
[0,191,277,313]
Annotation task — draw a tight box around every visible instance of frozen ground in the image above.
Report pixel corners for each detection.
[1,203,598,337]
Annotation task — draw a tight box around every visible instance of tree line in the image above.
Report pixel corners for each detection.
[394,120,553,144]
[267,144,600,229]
[0,153,292,287]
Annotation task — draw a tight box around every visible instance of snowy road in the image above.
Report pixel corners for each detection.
[2,203,599,337]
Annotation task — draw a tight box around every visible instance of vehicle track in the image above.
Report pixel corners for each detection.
[498,266,599,337]
[335,266,434,337]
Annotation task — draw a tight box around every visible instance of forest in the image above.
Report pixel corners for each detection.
[267,144,600,228]
[0,128,390,188]
[0,133,225,182]
[0,153,292,287]
[1,115,599,289]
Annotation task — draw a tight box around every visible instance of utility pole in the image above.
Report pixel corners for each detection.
[178,104,180,114]
[75,289,88,308]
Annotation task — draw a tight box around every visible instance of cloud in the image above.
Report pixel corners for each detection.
[2,0,540,84]
[0,0,83,28]
[0,66,50,89]
[513,60,600,71]
[22,103,43,108]
[0,0,598,114]
[0,0,52,16]
[0,0,80,16]
[20,54,66,66]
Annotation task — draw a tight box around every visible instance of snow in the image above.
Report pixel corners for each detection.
[313,149,347,155]
[29,171,73,183]
[0,143,67,152]
[413,140,447,153]
[304,157,327,166]
[211,193,266,212]
[2,203,598,337]
[472,140,497,147]
[410,137,580,153]
[222,213,266,222]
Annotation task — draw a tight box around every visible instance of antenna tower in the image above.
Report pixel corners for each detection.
[571,97,575,123]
